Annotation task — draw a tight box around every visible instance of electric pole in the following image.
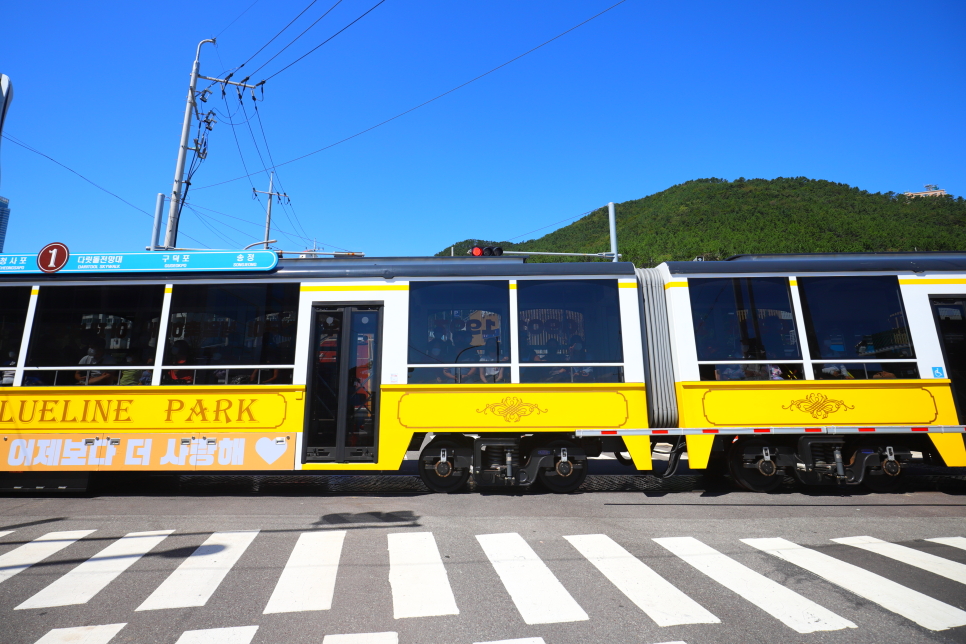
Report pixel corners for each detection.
[162,38,259,249]
[253,172,287,250]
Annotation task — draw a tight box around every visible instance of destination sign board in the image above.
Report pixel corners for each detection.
[0,249,278,274]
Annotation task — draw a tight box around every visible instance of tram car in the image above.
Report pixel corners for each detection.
[1,248,964,492]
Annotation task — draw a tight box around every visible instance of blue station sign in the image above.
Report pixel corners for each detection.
[0,249,279,274]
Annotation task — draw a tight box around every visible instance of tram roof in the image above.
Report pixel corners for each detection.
[665,251,966,275]
[0,255,638,283]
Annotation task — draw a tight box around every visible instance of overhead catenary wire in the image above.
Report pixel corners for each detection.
[258,0,384,81]
[214,0,262,38]
[217,91,305,247]
[250,101,312,240]
[1,133,210,248]
[507,209,594,242]
[243,0,342,77]
[196,0,629,190]
[186,204,245,248]
[175,198,351,251]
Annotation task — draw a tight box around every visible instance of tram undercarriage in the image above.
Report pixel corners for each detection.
[416,432,933,494]
[417,434,607,493]
[719,435,926,493]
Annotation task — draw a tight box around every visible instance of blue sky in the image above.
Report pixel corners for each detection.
[1,0,963,256]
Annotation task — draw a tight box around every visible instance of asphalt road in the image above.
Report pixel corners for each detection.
[2,461,965,644]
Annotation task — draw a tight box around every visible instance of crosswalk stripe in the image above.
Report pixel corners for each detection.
[0,530,14,539]
[743,537,966,631]
[136,530,259,611]
[926,536,966,551]
[321,633,398,644]
[832,536,966,585]
[565,534,719,627]
[653,537,855,634]
[32,623,126,644]
[473,639,547,644]
[476,532,588,625]
[16,530,174,610]
[174,626,258,644]
[0,530,97,585]
[388,531,459,619]
[263,530,346,614]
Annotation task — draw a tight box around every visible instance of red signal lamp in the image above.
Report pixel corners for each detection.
[469,246,503,257]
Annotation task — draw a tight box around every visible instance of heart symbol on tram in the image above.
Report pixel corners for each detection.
[255,437,287,465]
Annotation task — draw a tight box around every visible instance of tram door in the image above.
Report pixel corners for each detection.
[931,297,966,423]
[304,305,382,462]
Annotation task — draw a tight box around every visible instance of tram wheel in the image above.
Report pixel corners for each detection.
[418,440,469,493]
[727,438,784,493]
[537,440,588,493]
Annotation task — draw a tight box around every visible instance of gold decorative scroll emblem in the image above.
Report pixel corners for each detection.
[783,392,854,419]
[477,396,547,423]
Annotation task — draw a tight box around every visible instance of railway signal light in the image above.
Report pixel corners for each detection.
[469,246,503,257]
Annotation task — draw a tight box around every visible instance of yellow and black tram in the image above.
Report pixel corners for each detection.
[1,249,965,492]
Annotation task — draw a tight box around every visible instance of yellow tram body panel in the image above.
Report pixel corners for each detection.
[0,386,305,472]
[676,379,966,467]
[319,382,652,472]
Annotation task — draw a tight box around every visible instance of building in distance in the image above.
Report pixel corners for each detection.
[905,184,947,198]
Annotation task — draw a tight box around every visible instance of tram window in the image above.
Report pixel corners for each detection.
[165,284,299,366]
[408,281,510,365]
[25,285,164,371]
[812,362,919,380]
[0,287,30,386]
[22,369,132,387]
[690,278,801,361]
[520,366,624,383]
[407,366,507,384]
[160,367,293,385]
[517,280,623,363]
[798,276,915,360]
[698,363,804,381]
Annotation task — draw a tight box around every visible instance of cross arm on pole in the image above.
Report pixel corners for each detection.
[198,76,260,89]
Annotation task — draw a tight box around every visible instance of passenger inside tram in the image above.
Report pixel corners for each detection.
[75,340,116,385]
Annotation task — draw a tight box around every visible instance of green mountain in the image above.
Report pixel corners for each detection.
[438,177,966,266]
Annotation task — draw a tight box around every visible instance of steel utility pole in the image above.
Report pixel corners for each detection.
[607,202,619,262]
[253,172,287,249]
[162,39,259,249]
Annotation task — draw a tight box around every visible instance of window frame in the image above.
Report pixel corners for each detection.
[683,274,922,381]
[688,276,806,382]
[10,279,305,387]
[405,277,630,384]
[796,274,919,380]
[22,282,167,386]
[161,281,301,373]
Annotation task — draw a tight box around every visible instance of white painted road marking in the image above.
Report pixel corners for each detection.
[137,530,259,611]
[32,623,126,644]
[17,530,174,609]
[322,633,398,644]
[0,530,14,539]
[174,626,259,644]
[264,530,346,614]
[744,537,966,631]
[565,534,719,626]
[926,536,966,551]
[473,639,547,644]
[388,531,459,618]
[476,532,588,625]
[654,536,855,634]
[833,535,966,585]
[0,529,96,585]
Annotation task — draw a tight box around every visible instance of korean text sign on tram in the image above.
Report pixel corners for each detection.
[0,250,278,273]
